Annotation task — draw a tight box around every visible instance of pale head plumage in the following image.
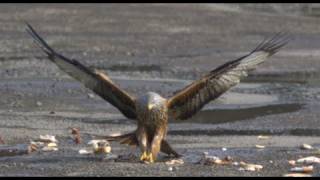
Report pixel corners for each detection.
[136,92,166,111]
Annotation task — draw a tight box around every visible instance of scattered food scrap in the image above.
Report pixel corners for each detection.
[288,160,296,166]
[257,135,270,140]
[38,135,58,143]
[199,152,233,165]
[255,145,265,149]
[47,142,57,147]
[239,161,263,172]
[283,173,312,177]
[31,135,59,152]
[79,139,111,155]
[88,139,111,154]
[70,128,81,144]
[301,144,313,150]
[290,165,313,173]
[79,148,94,155]
[165,158,184,165]
[296,156,320,164]
[41,146,58,152]
[30,141,45,148]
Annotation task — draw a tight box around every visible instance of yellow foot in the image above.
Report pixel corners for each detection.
[140,151,148,161]
[140,152,155,163]
[147,153,154,163]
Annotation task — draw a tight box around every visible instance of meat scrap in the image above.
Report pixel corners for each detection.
[70,128,81,144]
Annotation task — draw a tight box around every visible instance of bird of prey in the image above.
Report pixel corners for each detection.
[26,23,290,163]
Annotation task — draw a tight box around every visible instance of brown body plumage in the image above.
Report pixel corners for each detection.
[26,23,290,163]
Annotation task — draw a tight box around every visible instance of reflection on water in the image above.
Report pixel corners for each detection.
[177,103,303,124]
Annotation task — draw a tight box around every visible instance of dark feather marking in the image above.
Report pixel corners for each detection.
[26,22,137,119]
[168,32,291,120]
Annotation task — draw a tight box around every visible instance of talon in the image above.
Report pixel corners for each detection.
[140,151,148,161]
[148,153,154,163]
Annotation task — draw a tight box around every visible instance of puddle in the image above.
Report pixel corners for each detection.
[178,103,303,124]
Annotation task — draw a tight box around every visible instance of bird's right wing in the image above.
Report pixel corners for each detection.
[26,23,137,120]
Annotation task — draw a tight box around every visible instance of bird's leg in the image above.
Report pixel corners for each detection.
[137,128,148,161]
[161,140,181,158]
[149,129,165,162]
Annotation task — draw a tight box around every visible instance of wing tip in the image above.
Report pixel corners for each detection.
[254,31,292,55]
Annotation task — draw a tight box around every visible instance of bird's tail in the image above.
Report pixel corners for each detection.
[103,131,139,146]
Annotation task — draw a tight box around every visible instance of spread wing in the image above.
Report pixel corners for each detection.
[26,23,137,119]
[167,32,290,120]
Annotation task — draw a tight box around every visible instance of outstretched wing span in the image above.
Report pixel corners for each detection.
[26,23,137,119]
[167,32,291,120]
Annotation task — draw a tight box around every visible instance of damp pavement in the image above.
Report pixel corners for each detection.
[0,4,320,176]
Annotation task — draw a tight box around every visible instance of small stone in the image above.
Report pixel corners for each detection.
[222,147,227,151]
[126,51,134,56]
[87,93,95,99]
[232,162,239,166]
[36,101,42,107]
[168,167,173,171]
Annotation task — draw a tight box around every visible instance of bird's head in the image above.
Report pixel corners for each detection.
[146,92,165,111]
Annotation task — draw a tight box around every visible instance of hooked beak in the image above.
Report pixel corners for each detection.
[148,104,155,110]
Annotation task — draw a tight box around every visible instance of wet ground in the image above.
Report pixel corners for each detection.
[0,3,320,176]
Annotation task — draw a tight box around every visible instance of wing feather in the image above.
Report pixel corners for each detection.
[167,32,291,120]
[26,23,137,119]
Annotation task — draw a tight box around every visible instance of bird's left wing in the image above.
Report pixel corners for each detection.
[167,33,290,120]
[26,23,137,119]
